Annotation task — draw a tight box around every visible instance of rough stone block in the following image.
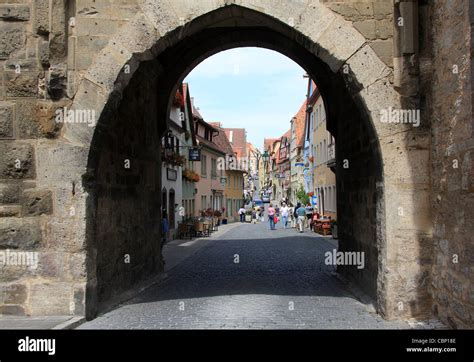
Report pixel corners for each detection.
[0,23,26,59]
[45,218,86,253]
[16,100,67,139]
[0,205,21,217]
[354,20,377,40]
[29,282,72,315]
[47,66,67,100]
[0,142,35,179]
[5,72,39,97]
[4,58,38,72]
[37,252,68,279]
[0,102,14,139]
[0,4,30,21]
[370,39,393,67]
[69,253,87,280]
[0,218,42,249]
[0,305,25,315]
[0,183,20,204]
[376,19,393,39]
[374,2,393,20]
[38,40,50,67]
[36,142,88,184]
[34,0,49,35]
[21,189,53,216]
[75,36,108,70]
[0,283,28,304]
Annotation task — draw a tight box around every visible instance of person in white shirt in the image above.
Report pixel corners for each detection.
[280,203,290,229]
[238,206,246,223]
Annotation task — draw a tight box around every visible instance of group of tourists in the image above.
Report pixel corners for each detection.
[237,200,323,233]
[266,201,320,233]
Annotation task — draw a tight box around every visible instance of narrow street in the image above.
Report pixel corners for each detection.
[79,222,409,329]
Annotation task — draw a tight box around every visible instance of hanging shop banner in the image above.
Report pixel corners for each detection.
[189,148,201,161]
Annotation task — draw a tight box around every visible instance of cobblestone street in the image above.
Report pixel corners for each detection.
[79,222,410,329]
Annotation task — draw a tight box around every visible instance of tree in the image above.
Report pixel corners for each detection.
[296,185,309,205]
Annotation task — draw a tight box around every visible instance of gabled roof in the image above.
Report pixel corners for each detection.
[223,128,247,158]
[211,124,236,156]
[264,138,277,151]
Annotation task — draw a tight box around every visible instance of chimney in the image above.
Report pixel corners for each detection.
[229,130,233,143]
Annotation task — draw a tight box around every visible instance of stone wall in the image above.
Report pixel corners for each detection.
[0,0,77,316]
[0,0,471,328]
[428,0,474,329]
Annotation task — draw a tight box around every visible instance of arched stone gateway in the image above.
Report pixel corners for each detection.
[64,1,429,320]
[1,1,471,327]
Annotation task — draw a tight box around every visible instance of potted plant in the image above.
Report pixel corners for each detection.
[213,209,222,225]
[183,169,200,182]
[331,220,338,239]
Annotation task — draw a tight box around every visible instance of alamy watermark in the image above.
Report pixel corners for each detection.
[379,107,420,127]
[55,107,96,127]
[325,249,365,269]
[0,250,39,270]
[217,155,249,171]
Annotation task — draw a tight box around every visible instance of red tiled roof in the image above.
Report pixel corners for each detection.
[196,135,226,155]
[211,124,236,156]
[264,138,277,151]
[293,100,307,148]
[223,128,247,158]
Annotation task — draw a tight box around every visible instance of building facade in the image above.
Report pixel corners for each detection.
[277,130,291,202]
[210,122,245,222]
[311,90,336,218]
[289,101,307,205]
[193,108,226,215]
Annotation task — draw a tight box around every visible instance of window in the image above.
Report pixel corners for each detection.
[201,154,207,177]
[315,108,319,129]
[323,139,327,163]
[211,158,217,178]
[169,189,175,229]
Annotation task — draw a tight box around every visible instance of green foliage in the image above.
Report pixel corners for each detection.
[296,186,309,205]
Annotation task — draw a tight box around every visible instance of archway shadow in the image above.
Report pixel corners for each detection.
[126,233,360,305]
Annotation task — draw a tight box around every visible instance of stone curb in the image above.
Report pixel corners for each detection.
[51,316,86,330]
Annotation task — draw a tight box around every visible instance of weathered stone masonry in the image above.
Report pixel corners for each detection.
[0,0,472,328]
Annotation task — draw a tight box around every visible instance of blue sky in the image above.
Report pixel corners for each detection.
[184,47,308,150]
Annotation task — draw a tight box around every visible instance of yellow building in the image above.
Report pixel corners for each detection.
[210,122,245,222]
[311,91,337,219]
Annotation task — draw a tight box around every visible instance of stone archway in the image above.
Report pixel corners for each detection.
[53,1,431,320]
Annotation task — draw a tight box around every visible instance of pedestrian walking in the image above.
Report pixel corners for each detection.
[305,203,313,229]
[296,203,306,233]
[238,206,246,223]
[280,203,289,229]
[267,204,276,230]
[288,203,296,228]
